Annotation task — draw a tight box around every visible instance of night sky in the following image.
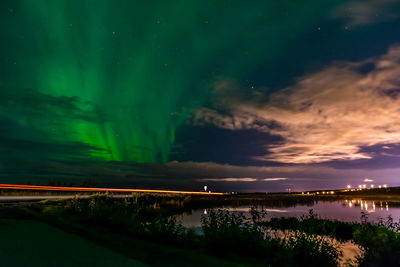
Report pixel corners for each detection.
[2,0,400,192]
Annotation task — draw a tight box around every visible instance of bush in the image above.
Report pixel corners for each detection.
[264,210,357,241]
[354,222,400,266]
[201,209,341,266]
[285,231,341,267]
[53,194,185,243]
[201,209,270,257]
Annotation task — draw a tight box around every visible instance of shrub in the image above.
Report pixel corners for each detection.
[354,222,400,266]
[264,210,357,241]
[201,209,267,256]
[201,209,341,266]
[285,231,341,267]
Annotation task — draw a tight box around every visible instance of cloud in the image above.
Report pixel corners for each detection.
[196,177,288,182]
[198,178,257,182]
[1,159,398,192]
[332,0,400,27]
[193,45,400,163]
[363,178,374,182]
[163,161,310,178]
[0,87,106,125]
[263,178,288,181]
[160,161,400,191]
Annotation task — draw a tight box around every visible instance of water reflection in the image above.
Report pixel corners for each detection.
[180,199,400,228]
[344,199,390,212]
[224,207,288,213]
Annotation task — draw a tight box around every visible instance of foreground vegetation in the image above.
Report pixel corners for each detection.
[38,194,343,266]
[263,210,400,266]
[0,193,399,266]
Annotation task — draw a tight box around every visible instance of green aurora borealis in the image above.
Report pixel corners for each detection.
[3,1,400,190]
[0,0,344,163]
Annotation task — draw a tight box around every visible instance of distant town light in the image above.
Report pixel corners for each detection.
[204,185,207,192]
[370,184,374,188]
[347,185,351,189]
[383,184,388,188]
[362,184,367,189]
[330,191,334,194]
[358,185,362,189]
[378,185,382,189]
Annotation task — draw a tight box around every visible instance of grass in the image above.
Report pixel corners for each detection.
[262,209,400,266]
[201,208,341,266]
[1,193,400,266]
[263,209,358,241]
[353,219,400,266]
[38,195,343,266]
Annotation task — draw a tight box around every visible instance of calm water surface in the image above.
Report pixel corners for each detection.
[179,199,400,228]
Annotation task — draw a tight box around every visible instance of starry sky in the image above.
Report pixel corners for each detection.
[2,0,400,192]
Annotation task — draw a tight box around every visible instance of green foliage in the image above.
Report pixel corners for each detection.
[41,196,400,266]
[285,231,342,267]
[201,209,341,266]
[264,209,357,241]
[353,222,400,266]
[262,210,400,266]
[54,194,184,242]
[201,209,271,257]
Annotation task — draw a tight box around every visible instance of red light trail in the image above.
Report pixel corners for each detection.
[0,184,224,195]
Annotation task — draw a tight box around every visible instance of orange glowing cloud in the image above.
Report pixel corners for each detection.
[194,45,400,163]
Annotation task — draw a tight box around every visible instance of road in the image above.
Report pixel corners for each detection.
[0,184,224,201]
[0,194,138,201]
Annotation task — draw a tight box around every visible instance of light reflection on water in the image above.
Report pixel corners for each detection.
[345,199,390,212]
[179,199,400,228]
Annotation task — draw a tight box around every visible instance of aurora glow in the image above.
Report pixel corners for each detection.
[0,0,345,163]
[2,1,400,191]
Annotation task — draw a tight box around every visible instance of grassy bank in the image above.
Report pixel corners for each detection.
[0,194,343,266]
[262,210,400,266]
[1,193,399,266]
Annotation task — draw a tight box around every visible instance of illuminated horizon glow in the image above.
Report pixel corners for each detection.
[0,184,224,195]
